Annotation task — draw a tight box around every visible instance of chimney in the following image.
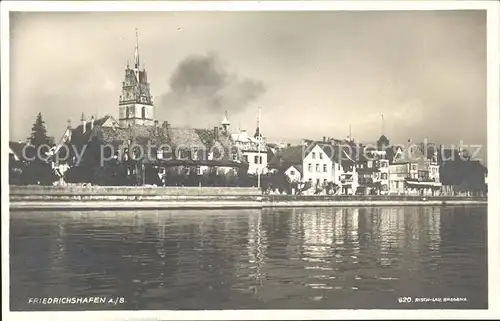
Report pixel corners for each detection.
[162,121,170,130]
[90,116,95,131]
[287,143,291,148]
[67,119,71,130]
[112,121,116,130]
[81,113,86,134]
[214,126,219,140]
[214,126,220,140]
[154,120,159,135]
[323,136,326,142]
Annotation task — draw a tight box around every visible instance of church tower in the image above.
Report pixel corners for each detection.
[118,29,155,127]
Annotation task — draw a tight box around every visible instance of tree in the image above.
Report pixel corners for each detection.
[377,135,390,151]
[22,113,57,185]
[326,182,341,195]
[28,113,53,153]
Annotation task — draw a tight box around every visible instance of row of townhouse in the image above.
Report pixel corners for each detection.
[264,135,487,196]
[267,138,360,195]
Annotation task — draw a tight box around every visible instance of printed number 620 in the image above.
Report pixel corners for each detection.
[398,297,412,303]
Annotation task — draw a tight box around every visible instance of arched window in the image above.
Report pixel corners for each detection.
[126,107,129,119]
[142,107,146,119]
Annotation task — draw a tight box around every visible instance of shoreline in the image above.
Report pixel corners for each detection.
[9,186,487,210]
[9,200,487,211]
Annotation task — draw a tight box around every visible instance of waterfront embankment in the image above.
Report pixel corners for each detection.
[9,186,487,210]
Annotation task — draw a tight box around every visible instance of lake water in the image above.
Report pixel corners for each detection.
[10,206,488,310]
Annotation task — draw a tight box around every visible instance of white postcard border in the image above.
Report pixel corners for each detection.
[1,1,499,320]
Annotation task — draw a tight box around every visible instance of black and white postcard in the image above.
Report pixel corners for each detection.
[2,1,499,320]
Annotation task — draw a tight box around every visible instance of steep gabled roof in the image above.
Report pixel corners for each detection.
[169,127,206,148]
[72,115,119,137]
[390,145,431,168]
[68,117,240,163]
[268,145,304,168]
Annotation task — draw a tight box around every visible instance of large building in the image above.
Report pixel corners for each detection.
[118,31,155,127]
[356,144,390,195]
[388,144,441,195]
[231,112,270,175]
[267,138,357,195]
[51,31,245,185]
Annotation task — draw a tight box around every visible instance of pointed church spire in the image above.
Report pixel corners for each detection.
[254,106,261,139]
[134,28,140,69]
[222,110,230,125]
[222,110,230,132]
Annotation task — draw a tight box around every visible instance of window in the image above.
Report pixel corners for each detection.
[290,170,295,175]
[308,163,312,172]
[243,155,248,162]
[319,153,323,160]
[316,164,320,172]
[141,107,146,119]
[381,161,388,168]
[412,164,417,170]
[381,173,388,180]
[323,164,327,172]
[312,152,316,159]
[126,107,130,119]
[232,153,238,161]
[382,184,388,191]
[368,161,373,168]
[316,179,320,186]
[254,156,259,164]
[259,156,263,164]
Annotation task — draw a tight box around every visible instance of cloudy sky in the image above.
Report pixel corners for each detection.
[10,10,487,160]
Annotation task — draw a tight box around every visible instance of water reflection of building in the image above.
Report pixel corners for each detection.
[334,208,345,246]
[50,220,67,276]
[303,210,335,260]
[427,207,441,251]
[377,208,399,266]
[157,215,167,288]
[349,208,360,259]
[247,213,268,288]
[370,207,442,256]
[299,208,362,264]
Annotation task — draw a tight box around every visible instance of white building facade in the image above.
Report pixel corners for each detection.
[232,129,268,175]
[301,144,335,187]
